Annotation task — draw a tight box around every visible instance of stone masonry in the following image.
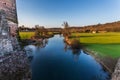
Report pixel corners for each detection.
[0,1,31,80]
[0,10,13,55]
[0,0,17,23]
[112,58,120,80]
[0,0,18,36]
[0,0,18,55]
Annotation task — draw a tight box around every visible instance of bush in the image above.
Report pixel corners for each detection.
[70,39,81,49]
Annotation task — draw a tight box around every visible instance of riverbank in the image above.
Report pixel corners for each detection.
[83,48,117,74]
[0,51,31,80]
[19,32,57,47]
[65,37,118,79]
[19,32,54,40]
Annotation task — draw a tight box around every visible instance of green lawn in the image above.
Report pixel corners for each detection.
[70,32,120,58]
[19,32,35,39]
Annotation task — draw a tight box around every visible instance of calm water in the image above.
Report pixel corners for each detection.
[25,35,109,80]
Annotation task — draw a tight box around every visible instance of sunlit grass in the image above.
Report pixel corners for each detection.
[71,32,120,44]
[70,32,120,58]
[19,32,35,39]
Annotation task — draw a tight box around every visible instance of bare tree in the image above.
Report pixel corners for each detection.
[62,21,71,38]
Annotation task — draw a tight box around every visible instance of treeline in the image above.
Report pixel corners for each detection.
[18,25,35,32]
[18,25,62,32]
[70,21,120,33]
[19,21,120,33]
[83,21,120,32]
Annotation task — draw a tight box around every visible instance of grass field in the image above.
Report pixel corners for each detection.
[19,32,35,39]
[70,32,120,58]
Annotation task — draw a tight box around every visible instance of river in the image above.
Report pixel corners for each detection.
[25,35,110,80]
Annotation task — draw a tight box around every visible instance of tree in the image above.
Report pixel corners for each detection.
[34,25,48,38]
[62,21,71,38]
[63,21,69,29]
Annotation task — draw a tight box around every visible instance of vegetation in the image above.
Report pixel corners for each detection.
[70,39,81,49]
[62,22,71,38]
[19,31,56,40]
[70,32,120,58]
[34,25,48,38]
[19,32,35,39]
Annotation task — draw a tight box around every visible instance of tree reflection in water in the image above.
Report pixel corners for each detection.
[25,39,48,61]
[64,42,81,61]
[33,39,48,48]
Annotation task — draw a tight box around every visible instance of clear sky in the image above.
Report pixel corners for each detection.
[16,0,120,28]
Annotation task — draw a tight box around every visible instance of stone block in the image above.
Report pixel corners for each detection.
[0,39,13,55]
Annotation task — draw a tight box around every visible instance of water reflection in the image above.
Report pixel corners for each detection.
[64,42,81,61]
[25,39,48,61]
[33,39,48,48]
[24,45,34,61]
[64,43,69,52]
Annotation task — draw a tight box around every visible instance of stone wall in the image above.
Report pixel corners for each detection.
[0,0,17,23]
[0,0,18,55]
[0,1,31,79]
[8,20,18,36]
[0,10,13,55]
[0,0,18,36]
[0,39,13,55]
[112,58,120,80]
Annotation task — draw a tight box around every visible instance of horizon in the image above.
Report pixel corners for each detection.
[16,0,120,28]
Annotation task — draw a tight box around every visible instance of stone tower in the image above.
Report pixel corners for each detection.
[0,0,18,36]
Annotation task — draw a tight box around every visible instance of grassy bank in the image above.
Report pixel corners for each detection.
[19,32,56,39]
[70,32,120,58]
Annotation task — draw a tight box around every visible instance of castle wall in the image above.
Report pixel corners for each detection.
[0,0,17,23]
[0,0,18,36]
[0,0,18,54]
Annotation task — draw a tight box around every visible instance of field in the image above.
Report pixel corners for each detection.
[70,32,120,58]
[19,32,35,39]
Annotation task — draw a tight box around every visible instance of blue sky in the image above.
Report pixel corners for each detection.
[16,0,120,28]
